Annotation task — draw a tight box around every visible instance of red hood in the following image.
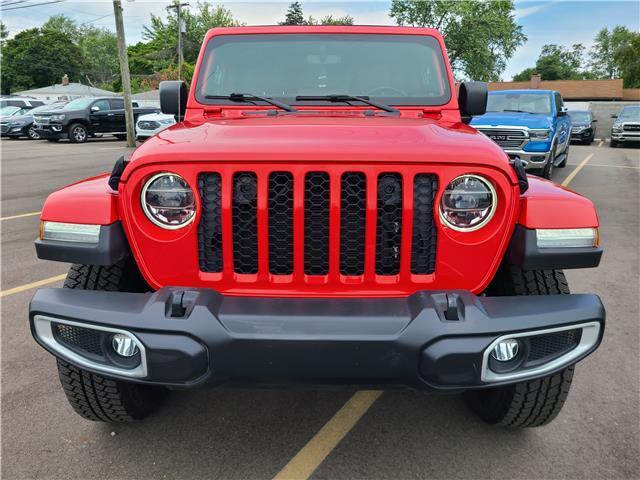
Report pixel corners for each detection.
[124,114,514,182]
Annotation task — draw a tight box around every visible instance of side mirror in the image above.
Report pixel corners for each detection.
[558,106,568,116]
[160,81,187,119]
[592,119,598,122]
[611,114,618,119]
[458,82,488,124]
[90,106,100,113]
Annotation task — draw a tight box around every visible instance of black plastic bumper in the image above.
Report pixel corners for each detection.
[29,287,605,391]
[33,126,68,139]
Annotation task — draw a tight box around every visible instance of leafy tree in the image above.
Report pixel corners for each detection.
[80,26,118,85]
[512,43,590,81]
[589,26,636,79]
[389,0,526,81]
[0,21,8,42]
[614,32,640,88]
[1,28,84,94]
[281,1,305,25]
[42,14,81,43]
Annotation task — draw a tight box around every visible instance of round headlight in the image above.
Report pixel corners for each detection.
[141,173,195,229]
[439,174,497,231]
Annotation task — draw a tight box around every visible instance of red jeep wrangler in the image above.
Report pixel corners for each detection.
[30,26,604,428]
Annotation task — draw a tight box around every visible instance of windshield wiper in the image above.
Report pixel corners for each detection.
[502,109,532,113]
[205,93,297,112]
[295,95,400,114]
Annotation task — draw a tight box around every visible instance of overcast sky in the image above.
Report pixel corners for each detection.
[2,0,639,80]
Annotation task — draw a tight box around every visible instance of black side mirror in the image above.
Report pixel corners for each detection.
[592,119,598,122]
[458,82,488,124]
[610,114,618,119]
[160,81,187,119]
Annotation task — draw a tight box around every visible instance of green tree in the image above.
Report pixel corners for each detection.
[513,43,589,81]
[0,21,8,42]
[80,26,118,86]
[614,32,640,88]
[281,2,305,25]
[42,14,81,43]
[1,28,84,94]
[589,26,636,79]
[389,0,526,81]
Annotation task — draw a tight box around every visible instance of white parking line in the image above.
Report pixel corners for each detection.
[562,153,594,187]
[0,211,41,221]
[598,140,604,147]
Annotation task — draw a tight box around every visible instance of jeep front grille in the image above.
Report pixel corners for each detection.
[197,170,438,279]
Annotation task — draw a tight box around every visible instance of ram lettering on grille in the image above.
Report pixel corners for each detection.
[197,171,438,278]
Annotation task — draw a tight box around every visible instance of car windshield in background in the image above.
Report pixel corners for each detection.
[195,34,451,106]
[486,93,552,114]
[568,111,591,122]
[618,107,640,121]
[0,106,22,116]
[62,98,95,110]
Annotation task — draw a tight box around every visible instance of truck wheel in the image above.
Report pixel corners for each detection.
[465,266,575,428]
[541,143,557,179]
[69,123,88,143]
[610,139,618,148]
[56,261,168,422]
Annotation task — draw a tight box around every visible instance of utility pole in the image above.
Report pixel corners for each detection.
[168,2,189,80]
[113,0,136,148]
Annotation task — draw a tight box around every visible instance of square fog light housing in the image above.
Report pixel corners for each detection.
[41,221,100,244]
[536,228,598,248]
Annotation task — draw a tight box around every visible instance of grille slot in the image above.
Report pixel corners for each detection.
[268,172,294,275]
[376,173,403,275]
[304,172,330,275]
[232,172,259,274]
[198,173,223,272]
[53,323,104,357]
[340,172,366,276]
[411,174,438,274]
[528,329,582,363]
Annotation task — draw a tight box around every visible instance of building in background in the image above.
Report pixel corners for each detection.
[13,75,117,103]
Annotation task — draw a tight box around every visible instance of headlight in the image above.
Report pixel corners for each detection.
[141,173,195,229]
[41,222,100,243]
[8,121,25,127]
[612,123,622,132]
[50,114,65,121]
[529,129,550,141]
[439,174,497,231]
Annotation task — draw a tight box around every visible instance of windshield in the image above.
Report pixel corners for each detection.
[62,97,95,110]
[619,107,640,121]
[486,93,552,114]
[568,111,591,123]
[0,106,21,116]
[195,34,451,106]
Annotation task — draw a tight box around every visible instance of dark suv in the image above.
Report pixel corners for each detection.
[568,110,596,144]
[33,96,156,143]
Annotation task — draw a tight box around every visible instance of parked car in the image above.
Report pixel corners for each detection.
[471,89,572,178]
[0,97,45,109]
[0,102,67,140]
[31,26,604,429]
[568,110,597,144]
[135,112,175,140]
[32,96,157,143]
[610,105,640,147]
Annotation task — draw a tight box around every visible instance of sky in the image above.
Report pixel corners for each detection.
[1,0,639,80]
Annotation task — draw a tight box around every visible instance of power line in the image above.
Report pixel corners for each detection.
[2,0,65,11]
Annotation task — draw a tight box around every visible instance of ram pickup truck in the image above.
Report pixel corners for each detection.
[611,105,640,147]
[471,89,572,178]
[30,26,604,428]
[33,96,157,143]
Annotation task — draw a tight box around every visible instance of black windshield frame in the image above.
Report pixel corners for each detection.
[194,33,452,108]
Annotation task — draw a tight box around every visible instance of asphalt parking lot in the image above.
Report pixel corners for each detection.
[1,137,639,479]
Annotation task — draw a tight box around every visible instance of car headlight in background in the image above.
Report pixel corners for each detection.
[141,173,195,229]
[41,222,100,243]
[612,123,622,132]
[50,114,65,121]
[439,174,497,231]
[529,129,551,141]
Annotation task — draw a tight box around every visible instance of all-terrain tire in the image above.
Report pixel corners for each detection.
[465,266,574,428]
[56,260,167,422]
[68,123,88,143]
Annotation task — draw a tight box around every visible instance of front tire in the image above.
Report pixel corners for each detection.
[56,261,167,422]
[27,126,40,140]
[69,123,88,143]
[541,143,557,179]
[465,266,575,428]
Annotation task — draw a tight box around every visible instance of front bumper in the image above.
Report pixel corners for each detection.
[30,287,605,391]
[571,128,593,141]
[33,124,68,140]
[611,131,640,142]
[505,150,551,169]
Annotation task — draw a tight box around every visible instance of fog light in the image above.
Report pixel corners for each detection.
[112,334,139,357]
[491,339,519,362]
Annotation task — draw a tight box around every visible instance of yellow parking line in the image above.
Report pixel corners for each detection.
[598,140,604,147]
[0,274,66,298]
[562,153,594,187]
[273,390,382,480]
[0,211,41,221]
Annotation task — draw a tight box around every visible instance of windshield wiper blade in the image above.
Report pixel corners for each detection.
[295,95,400,114]
[205,93,297,112]
[502,109,530,113]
